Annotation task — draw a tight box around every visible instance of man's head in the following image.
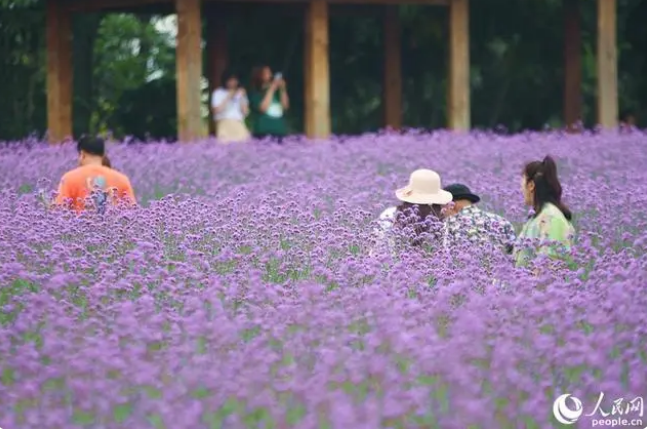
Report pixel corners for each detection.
[443,183,480,217]
[77,135,105,166]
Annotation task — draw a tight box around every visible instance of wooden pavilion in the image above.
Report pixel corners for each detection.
[47,0,618,142]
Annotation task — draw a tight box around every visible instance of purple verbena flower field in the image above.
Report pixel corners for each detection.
[1,131,646,429]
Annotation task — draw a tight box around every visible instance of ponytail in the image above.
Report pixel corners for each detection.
[523,155,572,221]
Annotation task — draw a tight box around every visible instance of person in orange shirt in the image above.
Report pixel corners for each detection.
[54,136,136,213]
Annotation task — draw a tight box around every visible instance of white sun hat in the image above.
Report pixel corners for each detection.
[395,169,453,205]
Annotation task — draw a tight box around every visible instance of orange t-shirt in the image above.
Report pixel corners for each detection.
[54,164,136,212]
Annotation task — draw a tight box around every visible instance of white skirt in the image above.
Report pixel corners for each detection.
[216,119,250,143]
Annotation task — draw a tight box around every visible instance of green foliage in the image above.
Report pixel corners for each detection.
[114,77,177,140]
[92,13,175,135]
[0,4,46,139]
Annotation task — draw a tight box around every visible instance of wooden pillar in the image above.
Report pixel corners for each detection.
[448,0,470,131]
[304,0,330,139]
[206,5,228,136]
[176,0,203,142]
[564,0,582,131]
[46,0,73,144]
[596,0,618,128]
[383,6,402,130]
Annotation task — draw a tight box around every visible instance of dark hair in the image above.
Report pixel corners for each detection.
[620,110,634,120]
[102,155,111,168]
[523,155,572,221]
[394,202,444,246]
[77,135,105,157]
[251,65,268,91]
[220,69,239,88]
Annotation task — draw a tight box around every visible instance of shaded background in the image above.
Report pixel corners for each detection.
[1,0,646,140]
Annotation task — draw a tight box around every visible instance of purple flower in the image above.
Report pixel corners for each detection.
[0,132,646,427]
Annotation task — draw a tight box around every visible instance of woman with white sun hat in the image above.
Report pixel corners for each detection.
[373,169,453,252]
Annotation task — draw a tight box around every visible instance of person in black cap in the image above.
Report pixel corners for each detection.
[443,183,516,254]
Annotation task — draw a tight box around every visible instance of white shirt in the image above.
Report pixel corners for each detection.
[211,88,247,121]
[377,207,397,232]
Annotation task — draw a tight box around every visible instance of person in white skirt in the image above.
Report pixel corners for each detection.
[373,169,453,254]
[211,70,250,143]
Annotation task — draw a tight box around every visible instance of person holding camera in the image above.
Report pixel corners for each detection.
[211,70,250,143]
[249,65,289,143]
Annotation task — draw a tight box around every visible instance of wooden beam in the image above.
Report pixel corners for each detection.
[66,0,447,10]
[47,0,73,144]
[383,6,402,130]
[331,5,379,16]
[239,4,382,17]
[564,0,582,131]
[596,0,618,128]
[448,0,470,130]
[214,3,376,18]
[176,0,203,142]
[206,5,229,136]
[64,0,171,12]
[304,0,330,138]
[328,0,447,4]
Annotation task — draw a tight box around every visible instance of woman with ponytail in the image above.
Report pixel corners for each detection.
[514,155,575,267]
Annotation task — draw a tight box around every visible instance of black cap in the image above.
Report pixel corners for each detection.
[77,135,105,157]
[443,183,480,203]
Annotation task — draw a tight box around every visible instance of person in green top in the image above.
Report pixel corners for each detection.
[514,155,575,267]
[249,65,290,143]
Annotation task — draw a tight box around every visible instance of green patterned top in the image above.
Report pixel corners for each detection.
[513,203,575,267]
